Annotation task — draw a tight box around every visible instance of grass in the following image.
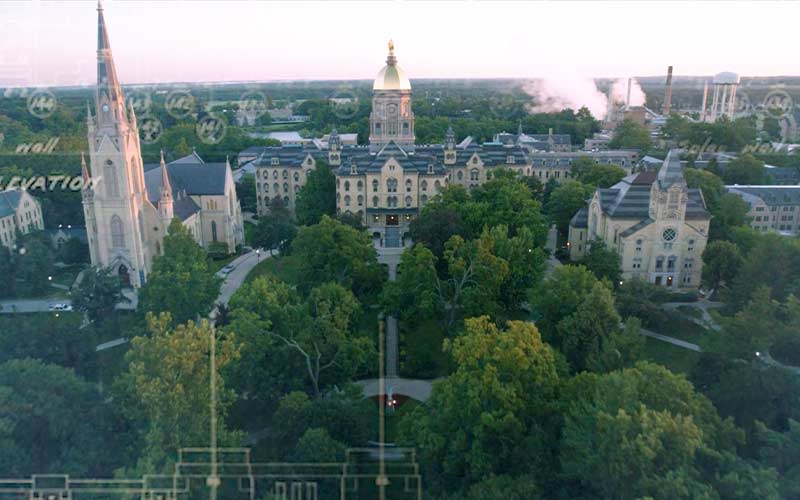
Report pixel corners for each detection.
[399,319,451,380]
[676,305,702,319]
[246,254,302,285]
[641,336,701,375]
[651,314,711,345]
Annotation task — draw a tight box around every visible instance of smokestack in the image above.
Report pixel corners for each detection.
[700,81,709,122]
[607,86,615,122]
[663,65,673,116]
[626,77,632,110]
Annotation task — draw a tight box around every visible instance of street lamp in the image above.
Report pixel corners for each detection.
[256,249,261,262]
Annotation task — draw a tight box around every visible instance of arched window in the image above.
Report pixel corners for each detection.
[405,179,412,192]
[283,196,289,205]
[264,196,270,205]
[470,169,479,181]
[110,215,124,248]
[357,195,363,206]
[421,194,428,204]
[293,172,299,182]
[294,185,299,192]
[283,182,289,193]
[273,183,279,193]
[372,179,379,192]
[387,178,398,193]
[457,171,464,181]
[345,181,351,192]
[282,170,288,179]
[264,183,269,193]
[405,196,412,207]
[211,220,218,242]
[434,180,442,191]
[345,195,351,206]
[357,180,363,191]
[273,170,278,179]
[372,196,379,207]
[421,180,428,191]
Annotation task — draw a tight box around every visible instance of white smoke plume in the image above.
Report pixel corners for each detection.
[522,75,647,120]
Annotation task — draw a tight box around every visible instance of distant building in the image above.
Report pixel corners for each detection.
[568,151,710,290]
[726,185,800,235]
[0,188,44,248]
[494,127,572,152]
[585,132,611,151]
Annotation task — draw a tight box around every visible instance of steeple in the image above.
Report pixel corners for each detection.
[445,125,455,150]
[158,151,174,221]
[81,152,93,200]
[95,0,127,129]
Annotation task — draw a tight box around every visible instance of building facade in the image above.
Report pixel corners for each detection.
[82,4,243,287]
[0,188,44,248]
[568,151,710,289]
[726,185,800,235]
[252,41,640,247]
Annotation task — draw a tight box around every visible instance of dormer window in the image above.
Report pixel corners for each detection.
[350,162,357,174]
[507,155,515,164]
[271,157,279,166]
[428,163,434,174]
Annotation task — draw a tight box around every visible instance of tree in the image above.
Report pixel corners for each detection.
[486,225,547,312]
[13,232,53,297]
[252,201,297,255]
[292,215,384,298]
[295,161,336,226]
[702,240,743,290]
[72,266,127,324]
[470,172,548,242]
[560,362,779,500]
[268,282,373,396]
[588,317,645,373]
[291,428,346,462]
[139,219,221,325]
[729,233,800,308]
[0,359,125,476]
[723,154,767,185]
[684,167,725,211]
[57,237,90,265]
[531,264,599,339]
[235,173,257,213]
[608,118,652,152]
[545,180,591,235]
[398,317,560,495]
[115,313,242,473]
[575,163,627,189]
[582,240,621,284]
[556,282,622,372]
[710,192,751,241]
[757,419,800,499]
[614,278,670,328]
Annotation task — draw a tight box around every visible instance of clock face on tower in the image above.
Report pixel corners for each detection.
[387,103,398,116]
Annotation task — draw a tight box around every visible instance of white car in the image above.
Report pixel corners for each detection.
[49,303,73,312]
[217,264,235,277]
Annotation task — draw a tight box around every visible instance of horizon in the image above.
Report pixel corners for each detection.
[2,0,799,89]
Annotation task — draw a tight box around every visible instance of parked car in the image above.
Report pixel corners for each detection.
[49,303,73,312]
[217,264,235,277]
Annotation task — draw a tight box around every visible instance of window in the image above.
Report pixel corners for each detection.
[273,183,279,193]
[283,182,288,193]
[345,181,351,192]
[405,196,412,207]
[270,157,279,166]
[434,180,442,191]
[273,170,278,179]
[655,256,664,271]
[211,220,218,242]
[110,215,124,248]
[387,196,398,208]
[667,256,676,271]
[457,171,464,181]
[421,194,428,204]
[104,160,119,198]
[293,172,299,182]
[662,228,676,242]
[357,195,363,207]
[387,178,398,193]
[421,180,428,191]
[470,169,479,181]
[345,195,351,206]
[507,155,515,164]
[282,170,289,179]
[372,179,379,192]
[406,179,412,192]
[688,239,695,252]
[635,239,642,252]
[372,196,379,207]
[357,180,363,191]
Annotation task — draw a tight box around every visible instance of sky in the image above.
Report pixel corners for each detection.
[1,0,799,88]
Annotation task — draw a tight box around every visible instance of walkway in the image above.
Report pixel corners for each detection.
[215,249,266,308]
[660,300,724,332]
[0,298,72,314]
[355,377,435,402]
[640,327,701,352]
[377,247,403,377]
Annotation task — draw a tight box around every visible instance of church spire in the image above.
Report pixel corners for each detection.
[159,150,172,198]
[95,0,126,128]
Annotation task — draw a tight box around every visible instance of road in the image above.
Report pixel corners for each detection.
[0,298,72,314]
[211,249,269,322]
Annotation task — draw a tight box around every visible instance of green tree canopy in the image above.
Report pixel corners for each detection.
[545,180,592,234]
[702,240,744,290]
[608,118,652,152]
[581,240,622,284]
[295,161,336,226]
[531,264,599,339]
[72,266,127,324]
[723,154,768,185]
[139,219,221,324]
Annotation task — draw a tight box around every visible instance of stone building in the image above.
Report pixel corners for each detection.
[568,151,710,289]
[726,185,800,235]
[0,188,44,248]
[82,4,242,287]
[253,41,640,247]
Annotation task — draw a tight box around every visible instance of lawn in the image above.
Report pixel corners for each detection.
[651,314,712,345]
[246,254,302,285]
[641,336,701,375]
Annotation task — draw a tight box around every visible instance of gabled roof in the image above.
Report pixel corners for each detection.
[726,185,800,206]
[173,196,201,220]
[0,189,23,218]
[620,219,654,238]
[144,154,228,203]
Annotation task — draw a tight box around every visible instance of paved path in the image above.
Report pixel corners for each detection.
[210,249,268,323]
[355,377,435,402]
[640,327,702,352]
[377,247,403,377]
[545,254,563,277]
[660,300,724,332]
[0,298,72,314]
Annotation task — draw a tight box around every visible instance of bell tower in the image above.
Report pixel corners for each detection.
[369,40,415,153]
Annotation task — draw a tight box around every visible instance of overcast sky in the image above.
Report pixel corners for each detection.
[2,0,799,87]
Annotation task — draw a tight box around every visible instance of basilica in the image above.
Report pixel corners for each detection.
[254,42,637,247]
[82,4,243,287]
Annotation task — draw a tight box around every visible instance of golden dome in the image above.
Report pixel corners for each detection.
[373,40,411,91]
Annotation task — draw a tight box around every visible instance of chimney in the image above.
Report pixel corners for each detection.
[700,81,709,122]
[663,65,673,115]
[626,77,632,109]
